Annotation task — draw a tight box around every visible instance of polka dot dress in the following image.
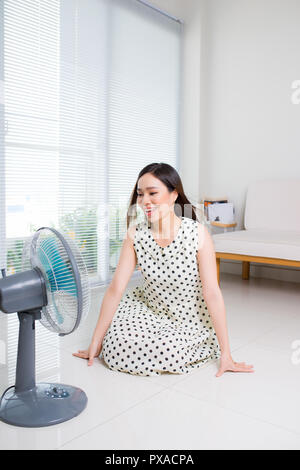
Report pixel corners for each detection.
[101,216,221,376]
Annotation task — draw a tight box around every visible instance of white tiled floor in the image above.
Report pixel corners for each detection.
[1,273,300,450]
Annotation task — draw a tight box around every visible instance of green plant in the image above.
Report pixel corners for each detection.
[59,206,98,273]
[7,238,25,274]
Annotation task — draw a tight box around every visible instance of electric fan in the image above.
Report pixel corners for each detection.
[0,227,91,427]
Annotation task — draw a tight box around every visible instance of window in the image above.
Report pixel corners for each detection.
[0,0,182,287]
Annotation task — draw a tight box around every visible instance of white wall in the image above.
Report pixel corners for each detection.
[201,0,300,214]
[201,0,300,283]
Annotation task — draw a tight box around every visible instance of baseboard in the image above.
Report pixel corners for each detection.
[220,259,300,284]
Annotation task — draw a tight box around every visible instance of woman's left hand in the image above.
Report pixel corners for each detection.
[216,354,254,377]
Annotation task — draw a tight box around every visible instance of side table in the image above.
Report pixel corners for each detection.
[210,221,237,233]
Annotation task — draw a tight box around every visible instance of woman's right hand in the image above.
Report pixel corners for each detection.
[72,339,103,366]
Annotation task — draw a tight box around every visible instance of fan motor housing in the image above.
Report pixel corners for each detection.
[0,268,47,314]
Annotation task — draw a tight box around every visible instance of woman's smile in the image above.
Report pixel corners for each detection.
[145,207,157,216]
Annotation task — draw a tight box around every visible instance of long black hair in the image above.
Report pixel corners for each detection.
[126,162,198,229]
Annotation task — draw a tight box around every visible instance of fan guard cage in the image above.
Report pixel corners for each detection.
[22,227,90,335]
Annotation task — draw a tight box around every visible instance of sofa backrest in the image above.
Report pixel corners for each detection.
[244,178,300,232]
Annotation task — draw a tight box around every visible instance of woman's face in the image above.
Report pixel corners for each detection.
[136,173,178,222]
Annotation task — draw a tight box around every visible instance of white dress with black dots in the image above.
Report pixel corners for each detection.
[101,216,221,376]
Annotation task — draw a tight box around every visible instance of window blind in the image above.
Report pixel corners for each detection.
[0,0,182,288]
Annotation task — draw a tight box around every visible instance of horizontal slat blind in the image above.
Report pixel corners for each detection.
[108,0,181,270]
[0,0,4,275]
[3,0,61,280]
[0,0,181,288]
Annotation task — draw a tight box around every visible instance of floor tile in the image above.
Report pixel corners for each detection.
[173,342,300,436]
[60,387,300,450]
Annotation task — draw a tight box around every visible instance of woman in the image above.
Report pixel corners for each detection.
[74,162,254,377]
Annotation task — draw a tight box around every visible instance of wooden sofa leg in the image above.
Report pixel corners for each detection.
[242,261,250,280]
[216,257,220,285]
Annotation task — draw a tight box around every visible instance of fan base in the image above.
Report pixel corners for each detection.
[0,382,88,427]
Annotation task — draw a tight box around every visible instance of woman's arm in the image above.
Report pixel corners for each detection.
[196,223,254,377]
[73,224,138,365]
[91,224,138,343]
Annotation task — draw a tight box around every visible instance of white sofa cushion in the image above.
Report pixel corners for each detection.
[244,178,300,232]
[213,229,300,261]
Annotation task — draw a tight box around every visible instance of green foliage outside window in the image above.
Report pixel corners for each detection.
[59,206,98,273]
[6,205,137,277]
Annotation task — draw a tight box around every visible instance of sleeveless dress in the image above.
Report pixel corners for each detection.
[101,216,221,376]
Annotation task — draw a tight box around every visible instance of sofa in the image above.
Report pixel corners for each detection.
[212,179,300,285]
